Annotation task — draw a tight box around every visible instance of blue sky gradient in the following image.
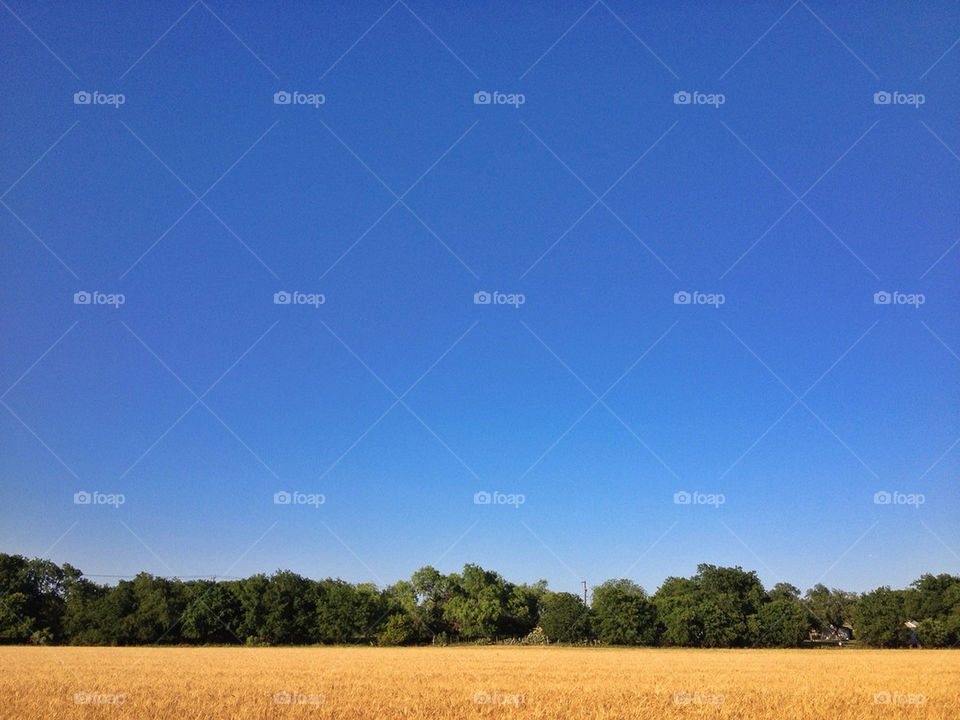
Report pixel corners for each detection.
[1,0,958,595]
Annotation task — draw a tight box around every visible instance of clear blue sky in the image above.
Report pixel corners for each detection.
[1,1,958,596]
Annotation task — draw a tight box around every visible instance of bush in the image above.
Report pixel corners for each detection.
[68,629,112,646]
[376,614,417,646]
[29,629,53,646]
[520,628,549,645]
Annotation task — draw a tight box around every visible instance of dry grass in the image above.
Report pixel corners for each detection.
[1,645,957,718]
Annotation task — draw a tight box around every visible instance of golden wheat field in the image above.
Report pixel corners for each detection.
[1,646,957,719]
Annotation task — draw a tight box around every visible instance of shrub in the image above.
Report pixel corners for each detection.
[377,614,417,646]
[520,628,549,645]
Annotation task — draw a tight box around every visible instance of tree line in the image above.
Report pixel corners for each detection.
[1,553,957,648]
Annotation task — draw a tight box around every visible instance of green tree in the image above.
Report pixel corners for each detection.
[126,574,185,644]
[855,587,907,647]
[442,565,513,640]
[752,598,811,647]
[235,574,269,642]
[63,577,108,645]
[539,592,589,642]
[383,580,432,643]
[0,554,77,642]
[804,584,857,637]
[915,618,948,647]
[180,580,243,644]
[653,577,701,646]
[316,580,386,644]
[376,613,418,646]
[591,579,656,645]
[501,582,546,638]
[0,592,34,642]
[262,571,318,644]
[768,582,802,602]
[653,566,767,647]
[904,574,959,619]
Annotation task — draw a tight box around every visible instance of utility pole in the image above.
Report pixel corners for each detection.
[582,580,587,606]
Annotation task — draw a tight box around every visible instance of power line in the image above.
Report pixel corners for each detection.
[79,574,242,580]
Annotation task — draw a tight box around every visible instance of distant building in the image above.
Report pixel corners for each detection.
[818,625,854,641]
[904,621,919,647]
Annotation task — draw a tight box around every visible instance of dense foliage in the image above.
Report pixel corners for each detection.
[1,554,957,647]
